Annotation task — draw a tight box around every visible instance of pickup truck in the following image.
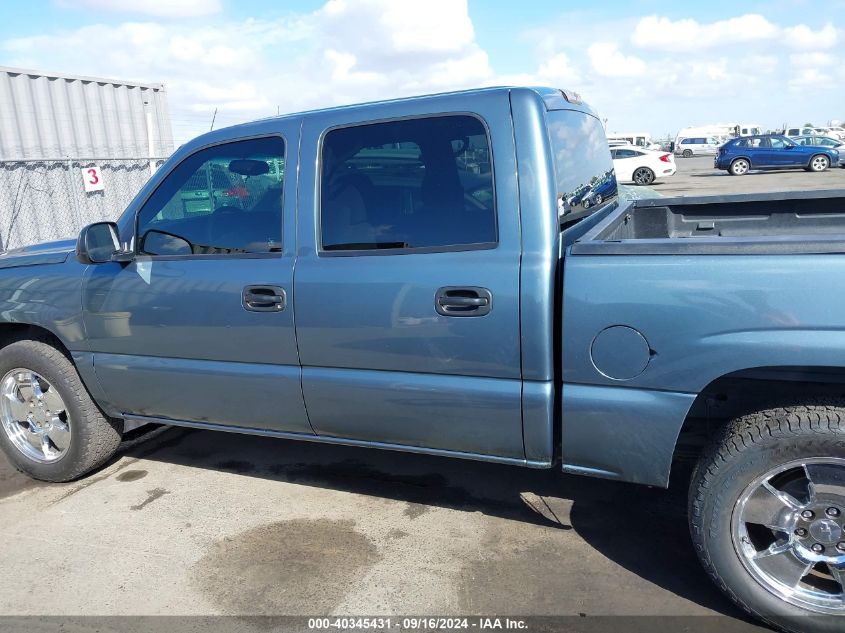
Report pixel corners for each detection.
[0,87,842,632]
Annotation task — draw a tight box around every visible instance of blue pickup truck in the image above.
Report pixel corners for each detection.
[0,87,842,632]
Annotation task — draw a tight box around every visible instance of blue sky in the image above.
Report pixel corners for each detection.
[2,0,843,143]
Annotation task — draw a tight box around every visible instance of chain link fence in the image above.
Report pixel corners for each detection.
[0,157,168,252]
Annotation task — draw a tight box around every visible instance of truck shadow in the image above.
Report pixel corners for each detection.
[121,426,753,621]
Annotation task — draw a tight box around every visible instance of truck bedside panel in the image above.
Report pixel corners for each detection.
[561,383,696,486]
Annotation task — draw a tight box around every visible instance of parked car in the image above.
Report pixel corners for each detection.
[784,126,817,138]
[790,135,844,150]
[827,126,845,141]
[611,147,676,185]
[581,172,618,208]
[1,87,844,633]
[675,136,721,157]
[715,134,840,175]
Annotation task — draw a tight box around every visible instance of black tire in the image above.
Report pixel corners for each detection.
[807,155,830,173]
[0,338,122,482]
[633,167,655,185]
[682,149,693,158]
[690,401,845,633]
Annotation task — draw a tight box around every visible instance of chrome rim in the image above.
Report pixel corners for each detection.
[732,160,749,174]
[0,368,71,463]
[812,156,828,171]
[732,457,845,614]
[633,168,653,185]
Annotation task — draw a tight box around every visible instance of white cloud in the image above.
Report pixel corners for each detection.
[632,14,779,51]
[783,23,838,49]
[59,0,222,18]
[536,53,581,85]
[587,42,646,77]
[3,0,493,143]
[790,51,835,67]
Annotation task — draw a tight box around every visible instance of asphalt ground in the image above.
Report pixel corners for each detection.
[2,158,831,631]
[628,154,845,198]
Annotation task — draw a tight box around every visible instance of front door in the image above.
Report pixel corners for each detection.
[82,130,311,434]
[294,99,525,460]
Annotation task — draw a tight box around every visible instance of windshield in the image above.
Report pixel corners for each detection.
[547,109,617,223]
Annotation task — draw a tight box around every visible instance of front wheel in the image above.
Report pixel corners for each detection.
[808,155,830,172]
[632,167,655,185]
[0,339,122,482]
[683,149,693,158]
[690,401,845,633]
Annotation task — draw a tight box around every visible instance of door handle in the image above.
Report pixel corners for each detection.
[435,287,492,317]
[243,285,286,312]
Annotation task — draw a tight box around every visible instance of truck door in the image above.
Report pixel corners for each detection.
[82,125,312,434]
[294,97,525,460]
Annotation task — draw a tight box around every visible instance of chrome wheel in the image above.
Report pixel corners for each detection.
[0,368,71,463]
[633,167,654,185]
[732,458,845,614]
[811,156,829,172]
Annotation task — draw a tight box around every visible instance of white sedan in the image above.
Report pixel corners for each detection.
[611,146,676,185]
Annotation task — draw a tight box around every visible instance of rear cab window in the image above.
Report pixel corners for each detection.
[319,115,496,253]
[547,109,617,223]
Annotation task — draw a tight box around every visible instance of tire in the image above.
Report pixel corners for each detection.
[682,149,693,158]
[730,159,750,176]
[632,167,655,185]
[690,401,845,633]
[0,338,122,482]
[808,155,830,172]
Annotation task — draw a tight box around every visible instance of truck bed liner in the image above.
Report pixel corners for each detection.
[572,189,845,255]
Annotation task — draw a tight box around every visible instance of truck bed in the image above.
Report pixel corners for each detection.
[572,189,845,255]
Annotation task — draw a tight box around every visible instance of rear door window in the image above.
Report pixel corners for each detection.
[319,115,496,252]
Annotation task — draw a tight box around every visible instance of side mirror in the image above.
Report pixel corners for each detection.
[139,230,193,256]
[76,222,124,264]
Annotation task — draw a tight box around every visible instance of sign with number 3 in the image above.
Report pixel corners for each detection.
[81,166,105,192]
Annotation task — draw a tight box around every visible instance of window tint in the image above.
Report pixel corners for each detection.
[547,109,617,219]
[136,137,285,255]
[614,149,638,158]
[320,116,495,251]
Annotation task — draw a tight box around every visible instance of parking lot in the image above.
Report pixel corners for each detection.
[2,156,842,632]
[642,155,845,197]
[0,426,767,631]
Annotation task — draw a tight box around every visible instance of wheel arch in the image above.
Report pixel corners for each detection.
[672,365,845,481]
[730,155,753,168]
[808,153,830,168]
[0,322,116,419]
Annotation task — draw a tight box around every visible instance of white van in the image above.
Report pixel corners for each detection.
[674,136,721,157]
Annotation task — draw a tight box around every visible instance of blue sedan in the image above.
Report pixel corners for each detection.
[715,134,840,175]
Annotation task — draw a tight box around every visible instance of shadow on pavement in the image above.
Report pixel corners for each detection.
[97,426,760,623]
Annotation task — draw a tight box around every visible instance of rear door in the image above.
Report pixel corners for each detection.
[294,94,525,460]
[83,127,312,434]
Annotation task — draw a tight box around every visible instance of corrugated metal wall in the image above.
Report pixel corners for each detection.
[0,66,173,159]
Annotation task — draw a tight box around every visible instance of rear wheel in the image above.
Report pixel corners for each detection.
[682,149,693,158]
[0,339,122,482]
[690,401,845,633]
[632,167,655,185]
[808,155,830,172]
[730,159,750,176]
